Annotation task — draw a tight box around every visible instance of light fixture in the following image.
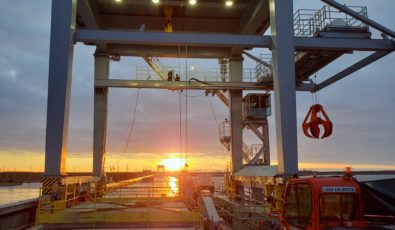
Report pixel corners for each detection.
[225,1,233,7]
[189,0,197,5]
[152,0,160,4]
[115,0,122,2]
[190,66,195,71]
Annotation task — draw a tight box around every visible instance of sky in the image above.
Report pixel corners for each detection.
[0,0,394,172]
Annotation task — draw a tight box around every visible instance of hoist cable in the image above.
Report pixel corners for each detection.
[184,45,189,168]
[178,44,182,167]
[311,58,320,105]
[107,89,140,169]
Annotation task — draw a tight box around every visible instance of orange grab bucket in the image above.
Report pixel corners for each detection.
[302,104,333,139]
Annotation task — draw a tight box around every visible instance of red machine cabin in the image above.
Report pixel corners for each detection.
[281,176,366,229]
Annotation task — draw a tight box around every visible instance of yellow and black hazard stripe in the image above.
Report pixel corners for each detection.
[284,176,293,184]
[41,177,60,195]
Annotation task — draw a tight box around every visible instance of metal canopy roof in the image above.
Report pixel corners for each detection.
[76,0,270,57]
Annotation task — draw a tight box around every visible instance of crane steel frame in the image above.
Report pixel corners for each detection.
[43,0,395,185]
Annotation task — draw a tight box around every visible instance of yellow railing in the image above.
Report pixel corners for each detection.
[35,176,200,227]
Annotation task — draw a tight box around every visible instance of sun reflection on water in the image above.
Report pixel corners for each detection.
[168,176,178,196]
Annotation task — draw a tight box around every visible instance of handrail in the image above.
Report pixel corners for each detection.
[212,194,271,221]
[294,5,368,37]
[135,66,259,83]
[36,176,191,226]
[322,0,395,38]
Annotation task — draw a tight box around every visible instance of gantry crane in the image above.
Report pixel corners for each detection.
[40,0,395,228]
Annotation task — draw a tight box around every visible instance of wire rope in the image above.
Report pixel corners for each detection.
[312,58,320,105]
[178,44,183,168]
[107,89,140,170]
[184,45,189,168]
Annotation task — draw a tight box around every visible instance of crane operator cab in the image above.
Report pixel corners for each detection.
[280,170,366,229]
[242,93,271,120]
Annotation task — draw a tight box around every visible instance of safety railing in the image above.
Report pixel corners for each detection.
[211,184,274,229]
[35,176,200,226]
[104,178,180,199]
[294,5,368,37]
[213,193,271,221]
[135,66,259,83]
[214,182,226,193]
[36,184,99,225]
[214,183,268,205]
[256,54,272,80]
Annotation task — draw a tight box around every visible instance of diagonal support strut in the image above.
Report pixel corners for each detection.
[314,51,392,92]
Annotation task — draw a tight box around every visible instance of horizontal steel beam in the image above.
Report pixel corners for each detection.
[95,79,315,91]
[75,29,395,52]
[75,29,271,48]
[99,0,248,8]
[314,51,392,92]
[107,44,232,59]
[294,37,395,51]
[96,79,270,90]
[77,0,107,51]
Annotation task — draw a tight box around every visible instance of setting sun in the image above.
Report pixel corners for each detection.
[161,157,186,171]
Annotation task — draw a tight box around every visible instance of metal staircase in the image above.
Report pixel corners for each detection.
[215,90,229,107]
[143,57,168,81]
[205,89,229,107]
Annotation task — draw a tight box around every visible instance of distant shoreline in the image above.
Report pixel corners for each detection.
[0,170,394,184]
[0,182,23,186]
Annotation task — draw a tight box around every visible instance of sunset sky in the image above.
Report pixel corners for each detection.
[0,0,394,172]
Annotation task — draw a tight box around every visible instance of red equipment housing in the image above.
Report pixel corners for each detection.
[281,176,366,229]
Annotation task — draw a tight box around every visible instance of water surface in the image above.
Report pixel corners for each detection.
[0,182,41,206]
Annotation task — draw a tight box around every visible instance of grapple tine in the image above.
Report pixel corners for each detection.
[303,123,315,138]
[302,104,333,139]
[321,120,333,138]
